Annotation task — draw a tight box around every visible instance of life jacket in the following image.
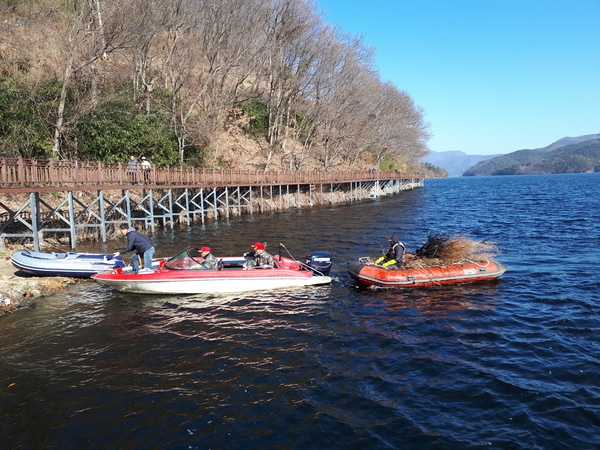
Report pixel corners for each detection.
[386,242,405,261]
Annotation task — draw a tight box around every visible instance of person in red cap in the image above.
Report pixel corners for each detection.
[191,246,219,270]
[244,241,275,269]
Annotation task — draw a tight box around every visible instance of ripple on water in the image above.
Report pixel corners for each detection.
[2,174,600,448]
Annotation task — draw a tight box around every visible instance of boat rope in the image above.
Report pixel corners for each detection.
[374,259,493,271]
[278,243,327,276]
[409,260,492,270]
[456,259,492,268]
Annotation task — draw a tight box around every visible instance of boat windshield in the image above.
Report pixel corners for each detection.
[164,247,205,270]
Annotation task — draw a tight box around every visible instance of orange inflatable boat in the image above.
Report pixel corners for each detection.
[347,258,506,288]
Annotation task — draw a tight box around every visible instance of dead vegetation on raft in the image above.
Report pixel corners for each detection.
[402,232,499,269]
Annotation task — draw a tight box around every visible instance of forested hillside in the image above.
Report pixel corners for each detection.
[463,138,600,176]
[0,0,432,173]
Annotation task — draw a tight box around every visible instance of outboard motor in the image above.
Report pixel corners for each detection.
[305,251,332,276]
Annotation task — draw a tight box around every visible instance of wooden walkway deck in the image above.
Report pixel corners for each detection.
[0,157,420,192]
[0,158,424,251]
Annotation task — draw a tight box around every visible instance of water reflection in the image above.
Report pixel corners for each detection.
[102,285,334,342]
[354,282,501,315]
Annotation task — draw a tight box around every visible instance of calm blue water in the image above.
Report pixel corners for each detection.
[1,173,599,449]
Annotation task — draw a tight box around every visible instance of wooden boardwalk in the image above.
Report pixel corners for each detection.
[0,158,424,251]
[0,157,421,192]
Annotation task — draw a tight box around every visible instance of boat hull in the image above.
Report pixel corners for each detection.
[10,249,125,278]
[92,255,331,294]
[92,271,331,294]
[347,260,506,288]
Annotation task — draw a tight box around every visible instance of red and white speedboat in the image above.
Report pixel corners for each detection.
[91,247,332,294]
[347,257,506,288]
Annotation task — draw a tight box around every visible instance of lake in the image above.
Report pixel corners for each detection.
[1,173,599,449]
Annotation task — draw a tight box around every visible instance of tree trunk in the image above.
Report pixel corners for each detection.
[52,57,74,158]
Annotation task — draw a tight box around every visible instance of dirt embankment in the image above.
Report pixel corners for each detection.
[0,248,77,316]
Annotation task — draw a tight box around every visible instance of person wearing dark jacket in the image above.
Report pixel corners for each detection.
[113,223,155,273]
[191,246,219,270]
[375,235,405,269]
[243,242,275,269]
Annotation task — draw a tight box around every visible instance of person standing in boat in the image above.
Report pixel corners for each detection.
[113,223,155,273]
[191,246,219,270]
[244,242,275,269]
[375,235,406,269]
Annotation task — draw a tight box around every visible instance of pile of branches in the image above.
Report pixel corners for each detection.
[404,232,499,269]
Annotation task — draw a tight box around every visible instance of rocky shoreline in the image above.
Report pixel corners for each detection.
[0,249,77,316]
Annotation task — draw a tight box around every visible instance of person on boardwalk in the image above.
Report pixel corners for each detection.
[191,246,219,270]
[114,223,155,273]
[140,156,151,184]
[126,155,139,184]
[243,242,275,269]
[375,235,405,269]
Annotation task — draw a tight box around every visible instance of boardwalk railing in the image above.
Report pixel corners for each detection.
[0,157,423,189]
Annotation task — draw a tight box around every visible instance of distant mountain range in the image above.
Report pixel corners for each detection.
[463,133,600,176]
[422,133,600,177]
[420,151,502,177]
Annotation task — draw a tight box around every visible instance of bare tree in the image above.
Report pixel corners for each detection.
[125,0,197,116]
[253,0,329,170]
[308,35,376,170]
[3,0,431,170]
[36,0,129,157]
[166,0,267,164]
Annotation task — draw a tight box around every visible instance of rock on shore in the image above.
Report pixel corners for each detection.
[0,252,77,316]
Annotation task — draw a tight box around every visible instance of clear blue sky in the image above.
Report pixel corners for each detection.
[317,0,600,155]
